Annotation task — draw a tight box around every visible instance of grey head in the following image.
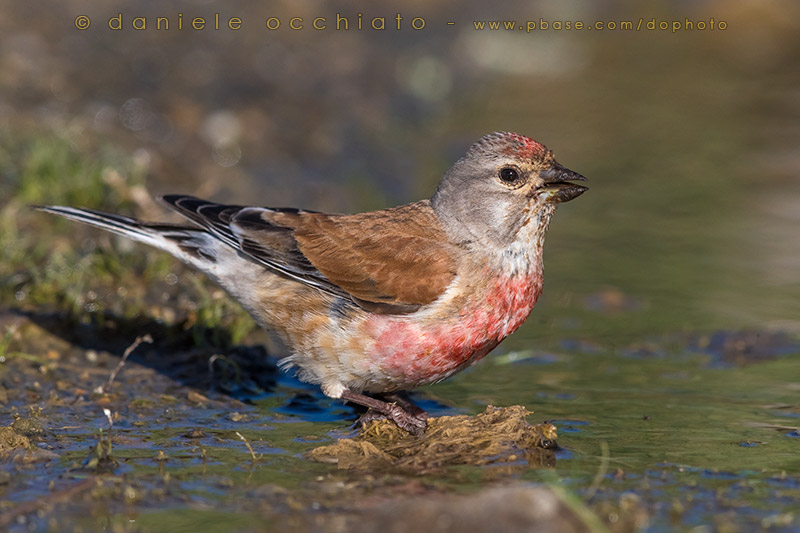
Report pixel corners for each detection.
[430,131,587,248]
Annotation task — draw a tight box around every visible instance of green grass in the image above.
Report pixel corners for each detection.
[0,129,255,347]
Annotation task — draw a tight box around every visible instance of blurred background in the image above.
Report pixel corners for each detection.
[3,0,799,334]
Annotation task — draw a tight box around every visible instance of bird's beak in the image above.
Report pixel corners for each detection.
[535,164,588,203]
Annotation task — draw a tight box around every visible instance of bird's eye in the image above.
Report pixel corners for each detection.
[498,167,522,186]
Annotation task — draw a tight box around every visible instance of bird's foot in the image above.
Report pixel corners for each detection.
[355,406,427,436]
[383,403,428,436]
[355,408,387,428]
[377,391,429,420]
[341,390,428,436]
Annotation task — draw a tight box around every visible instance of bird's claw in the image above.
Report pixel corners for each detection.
[356,403,427,436]
[386,403,427,436]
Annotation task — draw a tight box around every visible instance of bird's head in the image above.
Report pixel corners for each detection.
[431,131,587,248]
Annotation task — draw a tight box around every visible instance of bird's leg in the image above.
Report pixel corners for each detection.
[356,391,429,433]
[375,391,428,421]
[340,390,427,436]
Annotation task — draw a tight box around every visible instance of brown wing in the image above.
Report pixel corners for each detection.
[285,201,458,310]
[161,196,459,313]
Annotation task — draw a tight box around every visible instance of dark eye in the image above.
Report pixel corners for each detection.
[499,167,521,185]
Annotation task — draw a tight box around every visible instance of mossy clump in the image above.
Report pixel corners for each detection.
[309,405,557,473]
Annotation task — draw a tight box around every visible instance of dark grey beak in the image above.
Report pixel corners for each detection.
[537,163,588,203]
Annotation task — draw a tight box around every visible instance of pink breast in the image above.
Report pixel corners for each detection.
[365,273,542,387]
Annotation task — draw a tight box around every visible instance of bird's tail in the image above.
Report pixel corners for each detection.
[37,206,162,245]
[34,205,221,267]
